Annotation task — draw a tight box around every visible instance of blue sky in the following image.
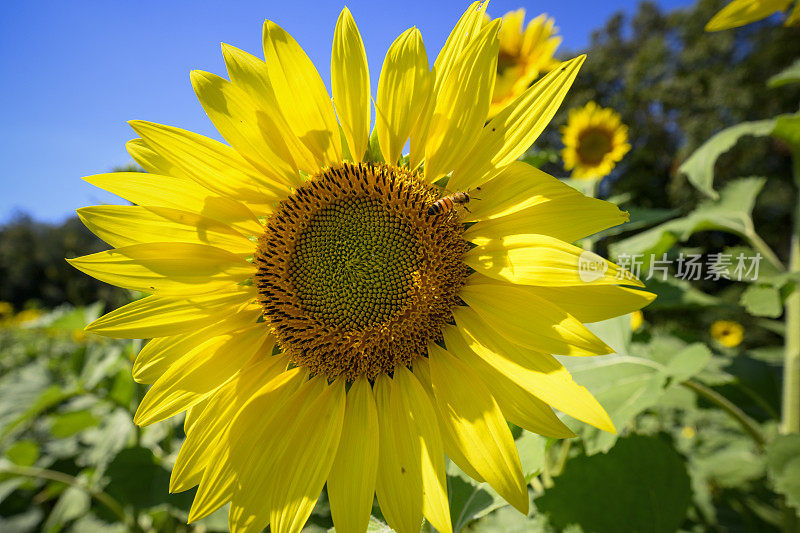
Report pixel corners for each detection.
[0,0,694,224]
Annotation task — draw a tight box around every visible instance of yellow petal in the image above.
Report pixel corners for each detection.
[409,1,487,168]
[190,70,302,189]
[328,378,379,533]
[83,171,263,237]
[134,325,273,426]
[464,193,629,245]
[170,354,287,492]
[77,205,254,254]
[129,120,288,203]
[705,0,791,30]
[432,1,488,95]
[266,381,345,533]
[394,367,451,533]
[133,306,262,384]
[85,288,255,339]
[459,278,612,356]
[461,161,581,222]
[375,28,432,165]
[187,368,306,523]
[228,378,345,533]
[465,233,642,287]
[262,20,341,166]
[442,324,576,438]
[428,344,529,514]
[332,8,370,162]
[67,243,253,296]
[527,285,656,323]
[411,360,485,483]
[449,55,585,191]
[374,375,423,533]
[424,20,499,182]
[452,308,615,433]
[126,138,179,176]
[220,43,321,175]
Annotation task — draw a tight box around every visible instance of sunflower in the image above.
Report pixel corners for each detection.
[487,9,562,118]
[70,4,654,532]
[706,0,800,31]
[561,101,631,180]
[711,320,745,348]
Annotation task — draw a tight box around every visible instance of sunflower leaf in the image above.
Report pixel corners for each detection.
[535,435,691,533]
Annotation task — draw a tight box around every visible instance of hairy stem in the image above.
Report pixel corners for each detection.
[682,379,766,449]
[0,464,135,530]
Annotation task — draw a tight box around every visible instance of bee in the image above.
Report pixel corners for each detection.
[427,190,477,217]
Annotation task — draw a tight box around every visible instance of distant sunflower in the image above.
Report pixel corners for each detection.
[706,0,799,31]
[70,4,653,533]
[487,9,562,118]
[561,101,631,180]
[711,320,745,348]
[630,310,644,332]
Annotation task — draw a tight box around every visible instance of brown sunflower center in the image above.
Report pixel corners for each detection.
[576,127,614,166]
[255,162,470,381]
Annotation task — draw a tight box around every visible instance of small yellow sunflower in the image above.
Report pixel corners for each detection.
[487,9,562,118]
[70,4,654,532]
[706,0,800,31]
[561,101,631,180]
[711,320,745,348]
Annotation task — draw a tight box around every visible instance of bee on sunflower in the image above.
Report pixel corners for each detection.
[561,101,632,181]
[487,9,562,118]
[706,0,800,31]
[70,3,654,532]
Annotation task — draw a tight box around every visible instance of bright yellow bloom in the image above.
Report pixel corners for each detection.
[487,9,562,118]
[711,320,745,348]
[70,4,654,532]
[706,0,800,31]
[630,310,644,332]
[561,101,631,180]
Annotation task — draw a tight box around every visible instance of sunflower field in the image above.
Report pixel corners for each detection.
[1,0,800,532]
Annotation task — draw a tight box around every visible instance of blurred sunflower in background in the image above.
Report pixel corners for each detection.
[561,101,631,180]
[487,9,562,118]
[711,320,745,348]
[705,0,800,31]
[69,3,654,532]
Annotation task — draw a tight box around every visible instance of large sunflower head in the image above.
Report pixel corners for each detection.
[705,0,799,31]
[561,101,631,180]
[70,4,654,532]
[487,9,562,118]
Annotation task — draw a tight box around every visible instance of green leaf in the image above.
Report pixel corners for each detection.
[679,120,776,199]
[741,284,783,318]
[5,440,39,467]
[50,410,100,438]
[609,177,766,264]
[562,316,667,453]
[661,343,713,383]
[42,485,91,533]
[515,431,547,482]
[768,58,800,88]
[104,445,193,513]
[446,462,506,532]
[536,435,691,533]
[766,434,800,512]
[772,113,800,150]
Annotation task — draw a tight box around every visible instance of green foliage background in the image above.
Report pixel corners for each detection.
[1,0,800,532]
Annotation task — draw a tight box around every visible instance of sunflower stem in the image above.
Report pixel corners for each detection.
[682,379,766,450]
[782,150,800,436]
